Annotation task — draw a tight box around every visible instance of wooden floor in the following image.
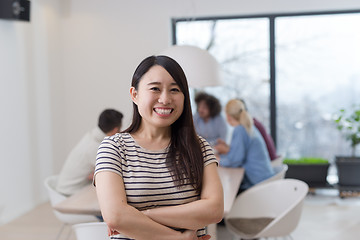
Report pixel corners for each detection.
[0,203,77,240]
[1,188,360,240]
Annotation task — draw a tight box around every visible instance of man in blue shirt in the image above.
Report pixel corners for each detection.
[193,92,228,146]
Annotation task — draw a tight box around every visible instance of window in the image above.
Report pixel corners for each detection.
[175,18,270,130]
[276,13,360,159]
[174,10,360,161]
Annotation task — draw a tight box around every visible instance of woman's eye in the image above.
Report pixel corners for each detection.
[150,87,160,91]
[171,88,181,92]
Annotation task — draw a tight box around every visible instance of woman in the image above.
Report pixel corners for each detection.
[214,99,274,192]
[194,92,228,146]
[94,55,224,240]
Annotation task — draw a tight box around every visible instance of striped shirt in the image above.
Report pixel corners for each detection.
[94,132,217,240]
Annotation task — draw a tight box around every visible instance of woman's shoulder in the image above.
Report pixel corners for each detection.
[197,135,218,165]
[197,135,213,152]
[102,132,134,146]
[233,125,253,141]
[234,125,247,133]
[197,134,208,145]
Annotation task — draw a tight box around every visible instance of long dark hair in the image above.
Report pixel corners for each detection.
[124,55,204,193]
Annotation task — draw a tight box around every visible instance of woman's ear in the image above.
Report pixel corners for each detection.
[130,87,138,105]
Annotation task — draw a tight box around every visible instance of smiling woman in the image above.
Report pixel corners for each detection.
[130,65,184,131]
[93,55,224,240]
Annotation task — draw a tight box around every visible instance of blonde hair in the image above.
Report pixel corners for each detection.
[226,99,253,135]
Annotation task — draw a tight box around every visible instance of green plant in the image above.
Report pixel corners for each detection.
[334,105,360,156]
[283,157,329,165]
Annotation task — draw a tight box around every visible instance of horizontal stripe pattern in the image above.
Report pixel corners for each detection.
[95,133,217,239]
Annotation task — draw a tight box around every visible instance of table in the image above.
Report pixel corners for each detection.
[218,166,244,215]
[54,166,244,216]
[207,167,244,239]
[54,184,100,215]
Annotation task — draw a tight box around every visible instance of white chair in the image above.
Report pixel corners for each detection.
[72,222,108,240]
[225,179,309,240]
[44,175,99,240]
[271,155,284,167]
[257,164,288,186]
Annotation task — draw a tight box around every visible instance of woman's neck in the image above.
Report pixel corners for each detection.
[131,124,171,151]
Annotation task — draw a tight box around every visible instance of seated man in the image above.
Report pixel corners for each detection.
[193,92,228,145]
[56,109,123,196]
[253,118,278,161]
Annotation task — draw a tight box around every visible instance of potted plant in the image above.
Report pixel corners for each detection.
[334,105,360,190]
[283,157,330,188]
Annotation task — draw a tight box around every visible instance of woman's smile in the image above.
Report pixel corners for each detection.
[154,107,173,116]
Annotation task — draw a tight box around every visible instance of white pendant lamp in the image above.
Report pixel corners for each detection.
[160,45,222,88]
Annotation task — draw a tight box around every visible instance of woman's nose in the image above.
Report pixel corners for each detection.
[158,91,171,105]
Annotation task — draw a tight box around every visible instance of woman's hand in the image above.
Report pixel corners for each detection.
[214,139,230,154]
[108,225,210,240]
[181,230,197,240]
[87,171,94,181]
[107,226,120,236]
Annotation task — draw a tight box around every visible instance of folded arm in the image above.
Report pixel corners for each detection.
[95,172,197,240]
[143,162,224,230]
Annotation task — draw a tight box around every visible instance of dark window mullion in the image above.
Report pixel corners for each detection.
[269,17,277,147]
[171,19,177,45]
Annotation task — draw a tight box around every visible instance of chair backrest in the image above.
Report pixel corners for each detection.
[44,175,99,224]
[257,164,288,186]
[225,179,308,239]
[44,175,67,205]
[72,222,108,240]
[271,155,284,167]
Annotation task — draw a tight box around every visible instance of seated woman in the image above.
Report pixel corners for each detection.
[238,98,278,161]
[214,99,274,193]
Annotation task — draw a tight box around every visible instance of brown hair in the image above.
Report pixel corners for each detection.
[195,92,222,118]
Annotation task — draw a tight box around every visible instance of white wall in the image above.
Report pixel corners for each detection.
[1,0,360,224]
[0,0,61,224]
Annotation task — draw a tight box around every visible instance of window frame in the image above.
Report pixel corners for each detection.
[172,9,360,146]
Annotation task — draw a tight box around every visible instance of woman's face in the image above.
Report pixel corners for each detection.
[197,100,210,119]
[226,113,238,127]
[130,65,185,129]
